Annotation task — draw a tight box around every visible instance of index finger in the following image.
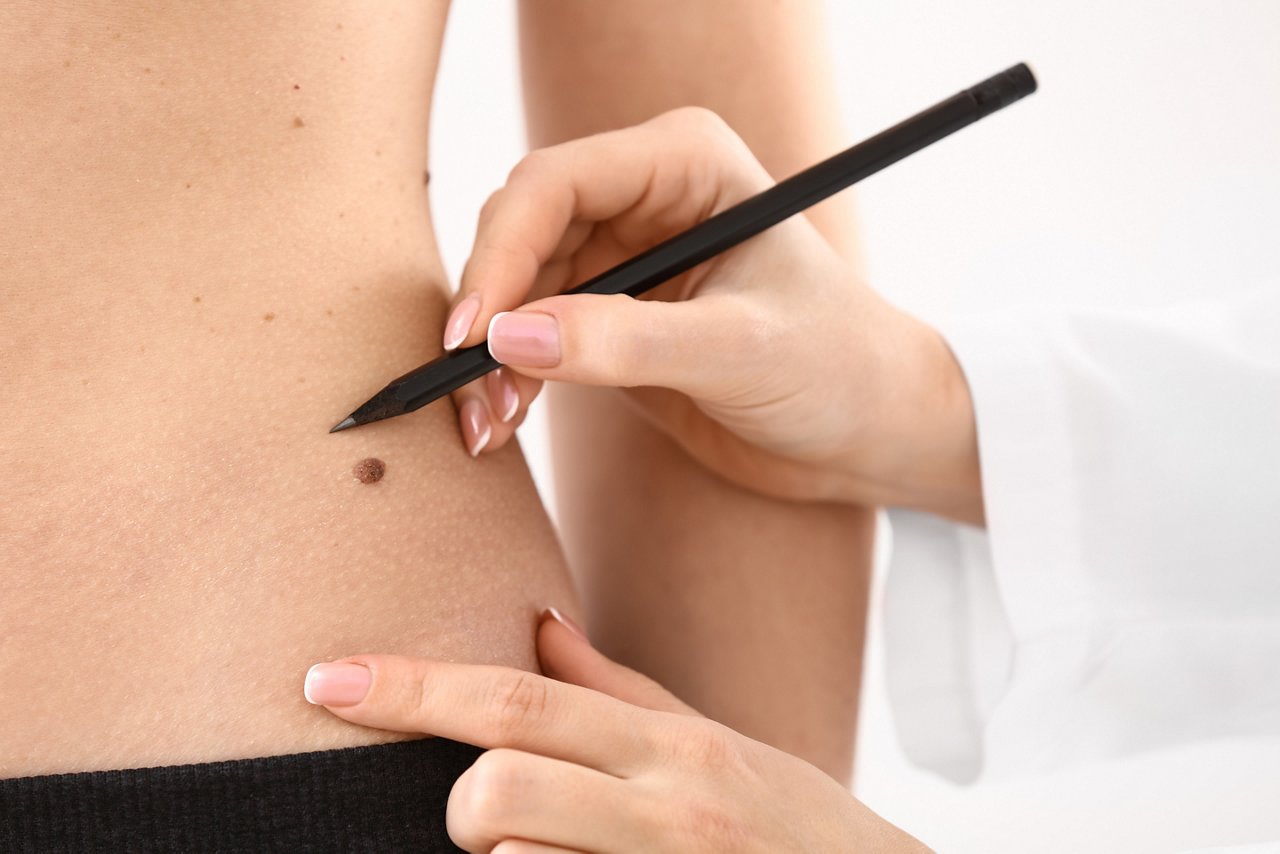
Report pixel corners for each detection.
[450,107,768,350]
[305,654,668,778]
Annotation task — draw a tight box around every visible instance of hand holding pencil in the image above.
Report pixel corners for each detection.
[444,106,986,522]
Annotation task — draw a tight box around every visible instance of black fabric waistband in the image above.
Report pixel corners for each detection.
[0,737,484,853]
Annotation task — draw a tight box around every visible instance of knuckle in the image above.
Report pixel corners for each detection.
[733,296,787,354]
[390,658,435,724]
[671,795,750,850]
[596,294,643,386]
[665,105,730,136]
[487,671,551,742]
[458,749,526,832]
[675,720,747,774]
[507,148,552,186]
[670,106,743,154]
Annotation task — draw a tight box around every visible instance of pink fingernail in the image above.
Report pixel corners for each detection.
[304,662,371,706]
[460,397,491,457]
[544,606,589,643]
[488,368,520,423]
[487,311,561,369]
[443,294,482,351]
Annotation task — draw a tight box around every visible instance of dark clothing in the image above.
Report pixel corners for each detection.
[0,738,482,853]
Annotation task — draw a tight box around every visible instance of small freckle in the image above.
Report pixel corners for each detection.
[63,59,71,68]
[82,379,89,386]
[143,67,151,74]
[423,169,430,186]
[263,312,276,322]
[352,458,385,484]
[293,83,301,90]
[338,211,345,219]
[185,182,192,189]
[297,376,306,383]
[193,295,202,303]
[351,285,361,292]
[113,32,122,40]
[325,308,334,316]
[293,116,306,129]
[339,55,346,62]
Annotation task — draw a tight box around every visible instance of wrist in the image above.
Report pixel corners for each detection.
[840,307,985,524]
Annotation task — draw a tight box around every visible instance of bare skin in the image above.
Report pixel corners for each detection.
[0,1,576,777]
[519,1,876,783]
[2,1,878,794]
[436,1,877,783]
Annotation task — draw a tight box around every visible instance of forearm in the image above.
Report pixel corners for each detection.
[521,0,872,781]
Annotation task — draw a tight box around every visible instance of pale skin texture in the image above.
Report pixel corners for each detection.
[310,611,930,853]
[0,1,582,776]
[444,0,888,784]
[4,1,944,844]
[1,0,895,800]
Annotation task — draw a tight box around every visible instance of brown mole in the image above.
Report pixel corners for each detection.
[353,458,385,484]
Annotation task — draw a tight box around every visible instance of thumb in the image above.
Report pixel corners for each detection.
[537,608,700,717]
[486,292,752,401]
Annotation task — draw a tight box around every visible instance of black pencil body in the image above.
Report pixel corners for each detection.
[331,63,1036,432]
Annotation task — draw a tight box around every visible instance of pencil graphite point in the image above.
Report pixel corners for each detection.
[329,416,357,433]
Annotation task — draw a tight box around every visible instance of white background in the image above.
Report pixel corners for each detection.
[429,3,1280,851]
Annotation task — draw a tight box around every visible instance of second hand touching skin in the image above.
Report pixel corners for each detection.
[304,610,930,852]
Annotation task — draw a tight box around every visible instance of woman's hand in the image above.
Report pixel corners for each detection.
[304,610,928,853]
[445,108,981,522]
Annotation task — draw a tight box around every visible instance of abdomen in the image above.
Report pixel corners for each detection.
[0,0,575,778]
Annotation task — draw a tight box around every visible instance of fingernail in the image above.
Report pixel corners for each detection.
[443,294,482,351]
[544,606,589,643]
[304,662,371,707]
[460,397,491,457]
[487,311,561,368]
[488,368,520,423]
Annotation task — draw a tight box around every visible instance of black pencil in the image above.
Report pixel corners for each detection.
[330,62,1037,433]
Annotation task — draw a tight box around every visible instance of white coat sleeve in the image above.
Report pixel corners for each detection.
[882,286,1280,784]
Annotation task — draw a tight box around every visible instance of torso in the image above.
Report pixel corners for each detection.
[0,0,574,777]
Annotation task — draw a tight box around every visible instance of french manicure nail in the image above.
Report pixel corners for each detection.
[489,368,520,423]
[460,397,491,457]
[304,662,371,707]
[487,311,561,368]
[442,294,482,351]
[544,606,590,643]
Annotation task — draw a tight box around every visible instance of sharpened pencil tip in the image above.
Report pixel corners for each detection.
[329,416,358,433]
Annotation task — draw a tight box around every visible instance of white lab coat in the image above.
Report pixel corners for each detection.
[882,287,1280,845]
